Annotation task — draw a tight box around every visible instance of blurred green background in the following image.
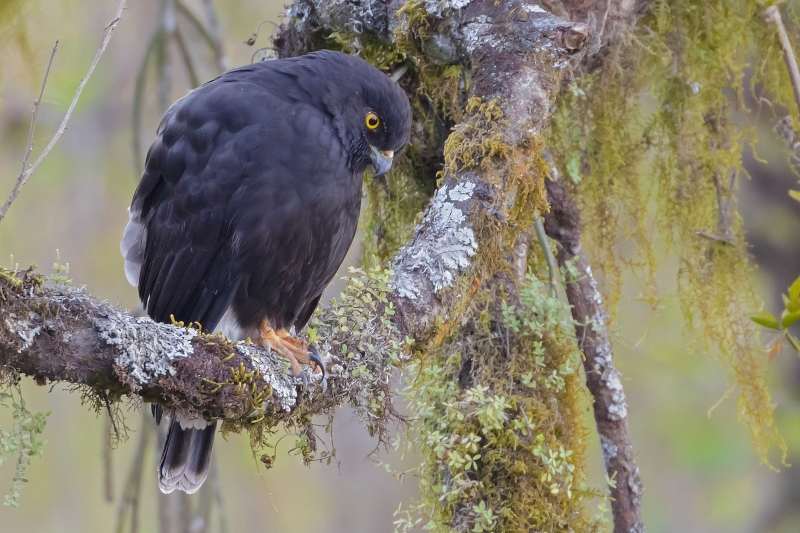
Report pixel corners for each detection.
[0,1,799,532]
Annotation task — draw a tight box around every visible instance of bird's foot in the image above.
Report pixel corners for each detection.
[257,321,325,391]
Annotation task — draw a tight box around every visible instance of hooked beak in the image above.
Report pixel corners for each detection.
[369,146,395,177]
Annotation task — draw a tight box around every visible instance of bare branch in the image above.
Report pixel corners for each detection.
[104,412,115,503]
[0,40,58,222]
[0,0,128,223]
[10,40,59,215]
[543,177,645,533]
[132,29,162,175]
[766,4,800,118]
[174,26,201,88]
[177,0,229,72]
[115,412,153,533]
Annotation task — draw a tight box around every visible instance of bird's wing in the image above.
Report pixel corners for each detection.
[123,61,359,332]
[122,79,269,329]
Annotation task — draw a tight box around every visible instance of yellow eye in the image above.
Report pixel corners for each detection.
[366,112,381,130]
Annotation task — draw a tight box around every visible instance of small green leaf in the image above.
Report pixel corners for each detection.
[789,276,800,303]
[751,311,780,329]
[783,311,800,329]
[789,189,800,202]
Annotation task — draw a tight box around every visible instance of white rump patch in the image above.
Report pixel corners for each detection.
[216,307,259,342]
[175,412,208,430]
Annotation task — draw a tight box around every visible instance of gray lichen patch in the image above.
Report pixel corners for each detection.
[393,178,478,299]
[460,15,500,55]
[95,311,196,388]
[3,312,43,353]
[424,0,474,16]
[584,266,629,421]
[287,0,388,39]
[600,434,619,465]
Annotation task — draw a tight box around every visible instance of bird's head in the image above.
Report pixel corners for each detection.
[296,51,412,177]
[356,76,412,177]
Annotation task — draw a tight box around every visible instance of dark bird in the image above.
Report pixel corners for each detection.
[120,50,411,494]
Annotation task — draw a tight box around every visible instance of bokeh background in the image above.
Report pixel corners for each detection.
[0,1,799,532]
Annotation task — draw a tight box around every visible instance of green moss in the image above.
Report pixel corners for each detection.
[546,0,789,466]
[0,384,49,508]
[395,273,603,533]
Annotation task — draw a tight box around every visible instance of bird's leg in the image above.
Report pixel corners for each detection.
[274,328,324,376]
[257,320,324,379]
[257,321,305,377]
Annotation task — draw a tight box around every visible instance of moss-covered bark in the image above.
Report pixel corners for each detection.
[274,1,606,532]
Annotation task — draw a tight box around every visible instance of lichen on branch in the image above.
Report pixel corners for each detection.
[0,266,409,459]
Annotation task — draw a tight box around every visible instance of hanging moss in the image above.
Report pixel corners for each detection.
[547,0,792,466]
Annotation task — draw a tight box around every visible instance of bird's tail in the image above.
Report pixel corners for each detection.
[158,414,217,494]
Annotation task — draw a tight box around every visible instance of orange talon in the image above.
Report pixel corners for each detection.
[256,320,322,377]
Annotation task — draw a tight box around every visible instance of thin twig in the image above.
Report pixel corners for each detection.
[115,412,153,533]
[766,5,800,117]
[0,0,128,223]
[104,412,115,503]
[104,393,121,440]
[695,230,733,245]
[214,459,228,533]
[132,28,162,175]
[173,27,201,88]
[534,213,559,297]
[157,0,176,114]
[201,0,229,71]
[177,0,229,72]
[18,42,58,193]
[1,40,58,222]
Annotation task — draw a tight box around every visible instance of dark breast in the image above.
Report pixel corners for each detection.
[228,120,362,331]
[127,63,363,334]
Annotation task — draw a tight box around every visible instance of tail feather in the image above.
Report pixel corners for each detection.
[158,416,217,494]
[183,421,216,487]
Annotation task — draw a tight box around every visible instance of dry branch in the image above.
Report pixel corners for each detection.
[0,0,128,223]
[766,4,800,118]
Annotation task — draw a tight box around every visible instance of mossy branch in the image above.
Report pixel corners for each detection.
[0,267,405,447]
[544,178,645,533]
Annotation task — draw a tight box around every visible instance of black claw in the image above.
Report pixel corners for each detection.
[307,344,326,380]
